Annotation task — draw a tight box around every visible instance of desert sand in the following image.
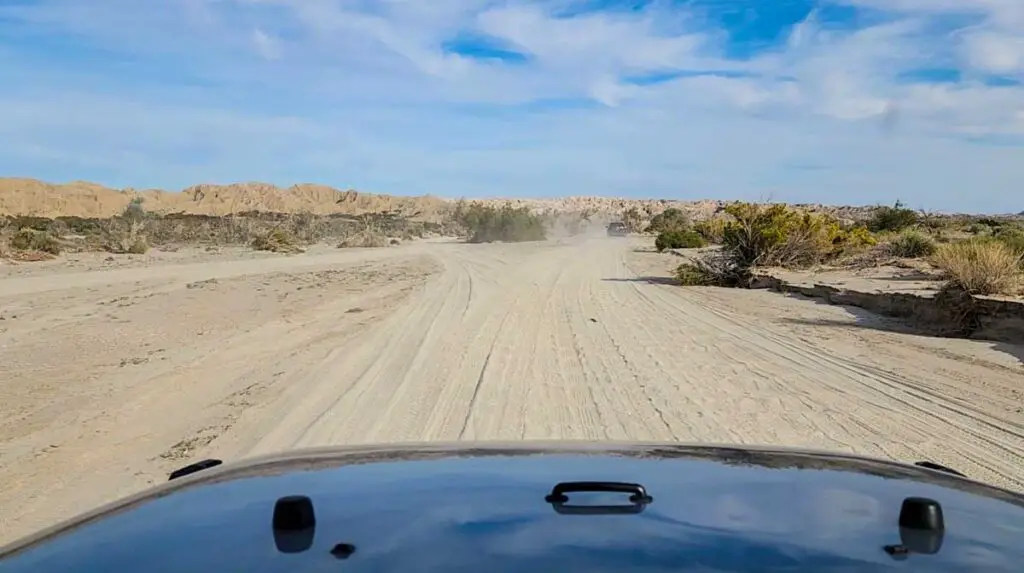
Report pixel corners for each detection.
[1,235,1021,544]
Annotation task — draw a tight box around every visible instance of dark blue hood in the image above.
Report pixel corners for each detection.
[2,442,1023,572]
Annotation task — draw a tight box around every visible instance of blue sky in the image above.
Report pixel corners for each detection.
[0,0,1022,212]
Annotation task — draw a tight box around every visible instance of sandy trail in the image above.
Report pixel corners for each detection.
[1,237,1022,543]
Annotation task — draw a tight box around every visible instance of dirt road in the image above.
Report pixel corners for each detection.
[1,237,1022,543]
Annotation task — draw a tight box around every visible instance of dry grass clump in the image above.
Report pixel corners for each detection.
[102,219,150,254]
[674,252,752,287]
[931,239,1022,296]
[338,230,389,248]
[251,228,304,253]
[693,218,728,243]
[9,228,62,255]
[886,230,937,259]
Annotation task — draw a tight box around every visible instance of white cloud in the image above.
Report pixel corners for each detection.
[251,28,282,60]
[962,31,1024,75]
[0,0,1022,212]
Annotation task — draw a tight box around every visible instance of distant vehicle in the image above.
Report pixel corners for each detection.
[606,221,629,236]
[2,442,1022,572]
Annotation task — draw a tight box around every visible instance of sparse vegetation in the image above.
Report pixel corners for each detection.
[886,230,937,258]
[674,251,753,287]
[123,196,146,221]
[994,225,1024,258]
[931,239,1022,296]
[669,203,878,287]
[867,200,919,233]
[337,213,393,248]
[655,229,706,252]
[9,228,62,255]
[674,262,716,286]
[453,201,547,243]
[719,202,874,268]
[338,231,389,248]
[646,208,690,234]
[0,209,454,259]
[694,218,727,244]
[251,228,303,253]
[102,219,150,254]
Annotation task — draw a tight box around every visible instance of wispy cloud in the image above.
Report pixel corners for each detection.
[0,0,1021,211]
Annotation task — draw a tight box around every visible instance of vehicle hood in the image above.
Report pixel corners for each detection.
[3,441,1023,572]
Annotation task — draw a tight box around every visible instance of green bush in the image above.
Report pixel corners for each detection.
[674,263,715,285]
[719,202,872,268]
[994,226,1024,257]
[655,230,706,252]
[887,230,937,258]
[5,216,54,232]
[967,222,995,236]
[694,218,727,244]
[454,201,547,243]
[9,228,62,254]
[646,208,690,234]
[868,200,919,232]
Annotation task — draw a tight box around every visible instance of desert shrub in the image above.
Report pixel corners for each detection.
[284,211,329,243]
[994,226,1024,257]
[5,216,54,232]
[123,197,146,221]
[672,203,876,286]
[918,211,956,233]
[338,230,388,248]
[655,230,706,252]
[967,222,995,236]
[673,251,753,287]
[55,216,104,236]
[646,208,690,234]
[868,200,919,232]
[251,228,302,253]
[970,217,1005,229]
[846,226,879,248]
[931,239,1022,296]
[694,218,728,244]
[102,219,150,254]
[719,202,870,268]
[9,228,62,254]
[887,230,937,258]
[674,263,715,286]
[454,201,546,243]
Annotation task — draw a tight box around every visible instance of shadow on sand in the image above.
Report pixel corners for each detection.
[602,276,680,286]
[780,292,1024,367]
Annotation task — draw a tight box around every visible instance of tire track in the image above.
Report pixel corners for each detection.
[623,258,1023,490]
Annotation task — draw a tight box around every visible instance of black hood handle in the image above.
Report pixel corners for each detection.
[545,481,653,515]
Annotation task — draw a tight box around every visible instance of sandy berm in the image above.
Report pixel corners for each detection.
[1,235,1022,543]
